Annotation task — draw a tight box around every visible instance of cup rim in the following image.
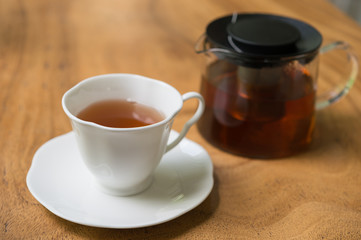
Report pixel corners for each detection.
[62,73,183,132]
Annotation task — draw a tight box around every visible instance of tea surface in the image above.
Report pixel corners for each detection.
[76,99,165,128]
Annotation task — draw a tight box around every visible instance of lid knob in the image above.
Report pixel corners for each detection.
[227,17,301,53]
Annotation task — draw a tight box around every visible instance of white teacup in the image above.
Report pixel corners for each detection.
[62,74,205,196]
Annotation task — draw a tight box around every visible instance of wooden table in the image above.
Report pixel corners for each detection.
[1,0,361,239]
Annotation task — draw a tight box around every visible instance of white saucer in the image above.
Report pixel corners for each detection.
[26,131,213,229]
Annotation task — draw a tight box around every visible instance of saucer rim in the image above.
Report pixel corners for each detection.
[26,131,214,229]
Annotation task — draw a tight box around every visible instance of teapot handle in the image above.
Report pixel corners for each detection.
[316,41,358,110]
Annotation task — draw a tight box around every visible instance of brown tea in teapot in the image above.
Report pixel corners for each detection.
[197,59,316,158]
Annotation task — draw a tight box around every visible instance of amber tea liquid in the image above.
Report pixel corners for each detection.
[77,99,165,128]
[198,61,316,158]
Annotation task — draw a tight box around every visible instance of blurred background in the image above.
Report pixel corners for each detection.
[329,0,361,24]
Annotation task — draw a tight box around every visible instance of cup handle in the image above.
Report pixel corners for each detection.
[165,92,205,153]
[316,41,359,110]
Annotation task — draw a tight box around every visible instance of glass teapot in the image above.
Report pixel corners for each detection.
[195,13,358,158]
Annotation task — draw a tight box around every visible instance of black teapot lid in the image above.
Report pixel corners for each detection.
[206,13,322,59]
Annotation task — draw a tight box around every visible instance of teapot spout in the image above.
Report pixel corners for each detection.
[195,34,234,55]
[195,34,208,54]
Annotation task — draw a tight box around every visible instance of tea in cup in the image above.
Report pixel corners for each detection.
[62,74,205,196]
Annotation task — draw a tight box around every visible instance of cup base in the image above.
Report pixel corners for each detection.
[94,176,154,197]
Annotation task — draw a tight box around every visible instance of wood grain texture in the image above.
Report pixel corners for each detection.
[1,0,361,239]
